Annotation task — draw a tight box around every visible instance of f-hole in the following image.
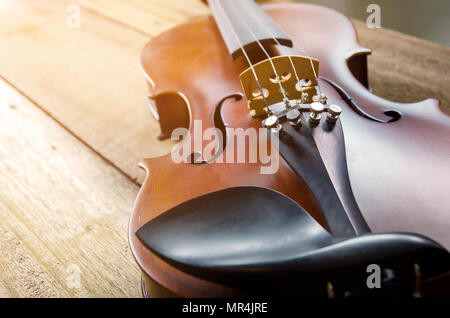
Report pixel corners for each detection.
[211,93,244,161]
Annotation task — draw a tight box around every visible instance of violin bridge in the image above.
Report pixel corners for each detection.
[239,55,320,117]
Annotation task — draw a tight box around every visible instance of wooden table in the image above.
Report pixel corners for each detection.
[0,0,448,298]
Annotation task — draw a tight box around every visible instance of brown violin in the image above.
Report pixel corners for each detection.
[129,0,450,297]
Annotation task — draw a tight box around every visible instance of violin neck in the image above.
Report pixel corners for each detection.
[208,0,293,59]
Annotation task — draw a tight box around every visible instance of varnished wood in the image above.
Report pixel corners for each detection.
[132,2,450,297]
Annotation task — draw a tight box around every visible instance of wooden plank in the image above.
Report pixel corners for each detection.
[0,0,177,185]
[354,19,450,114]
[0,276,13,298]
[75,0,209,36]
[0,79,141,297]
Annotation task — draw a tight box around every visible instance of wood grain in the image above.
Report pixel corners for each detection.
[75,0,209,36]
[0,79,141,297]
[354,19,450,114]
[0,0,177,186]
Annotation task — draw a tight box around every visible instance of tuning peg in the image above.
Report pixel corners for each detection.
[286,109,302,129]
[326,104,342,124]
[309,102,324,125]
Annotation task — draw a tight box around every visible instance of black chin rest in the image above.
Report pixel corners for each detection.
[136,187,450,296]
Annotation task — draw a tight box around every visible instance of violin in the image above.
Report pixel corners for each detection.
[129,0,450,297]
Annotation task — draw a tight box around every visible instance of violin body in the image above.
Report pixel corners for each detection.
[129,3,450,297]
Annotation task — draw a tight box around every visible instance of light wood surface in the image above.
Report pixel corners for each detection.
[0,79,141,297]
[0,0,449,297]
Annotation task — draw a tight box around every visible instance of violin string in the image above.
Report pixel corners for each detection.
[255,9,323,96]
[227,0,289,106]
[211,0,270,110]
[289,40,323,96]
[287,39,323,95]
[249,17,301,87]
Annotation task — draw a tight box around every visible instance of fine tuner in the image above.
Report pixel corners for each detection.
[262,96,343,133]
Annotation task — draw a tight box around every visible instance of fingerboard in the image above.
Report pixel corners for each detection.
[208,0,293,59]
